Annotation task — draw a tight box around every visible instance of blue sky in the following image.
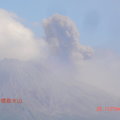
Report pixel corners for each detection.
[0,0,120,52]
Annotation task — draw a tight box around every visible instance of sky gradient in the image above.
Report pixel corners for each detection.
[0,0,120,52]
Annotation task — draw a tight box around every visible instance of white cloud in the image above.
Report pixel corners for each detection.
[0,9,46,61]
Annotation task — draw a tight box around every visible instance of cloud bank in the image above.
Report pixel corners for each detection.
[0,10,94,62]
[0,9,44,61]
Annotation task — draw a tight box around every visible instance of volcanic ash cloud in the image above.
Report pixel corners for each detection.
[43,14,94,63]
